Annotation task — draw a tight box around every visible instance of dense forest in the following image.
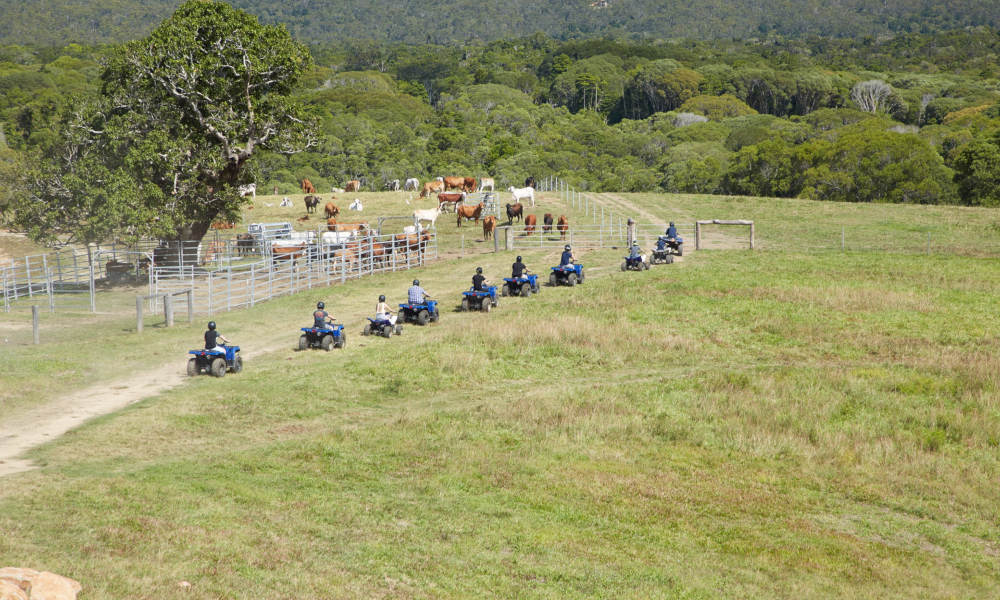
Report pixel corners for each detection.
[2,23,1000,228]
[0,0,999,47]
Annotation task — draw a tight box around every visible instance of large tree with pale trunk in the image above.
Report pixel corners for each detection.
[5,0,316,245]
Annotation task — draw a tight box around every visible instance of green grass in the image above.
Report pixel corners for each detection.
[1,194,999,598]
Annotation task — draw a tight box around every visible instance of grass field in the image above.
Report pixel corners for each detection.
[1,193,999,598]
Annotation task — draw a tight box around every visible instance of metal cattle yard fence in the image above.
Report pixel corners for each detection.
[151,230,438,314]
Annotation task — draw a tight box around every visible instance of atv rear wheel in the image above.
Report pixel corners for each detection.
[232,355,243,373]
[461,298,469,311]
[676,243,683,257]
[210,357,227,378]
[521,283,531,296]
[549,273,557,286]
[362,323,372,336]
[568,273,578,286]
[336,333,347,348]
[298,335,309,350]
[578,270,584,283]
[642,261,649,270]
[621,262,627,271]
[321,335,334,351]
[383,324,394,337]
[501,285,509,297]
[482,301,491,313]
[395,324,403,336]
[187,358,198,377]
[417,309,429,325]
[665,255,674,264]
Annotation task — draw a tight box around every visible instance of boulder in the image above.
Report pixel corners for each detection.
[0,581,28,600]
[25,572,81,600]
[0,569,37,593]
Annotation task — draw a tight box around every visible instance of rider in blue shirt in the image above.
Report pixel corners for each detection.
[666,222,677,239]
[560,245,575,267]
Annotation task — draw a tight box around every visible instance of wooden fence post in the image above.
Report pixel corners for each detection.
[164,293,174,327]
[32,305,39,345]
[186,289,193,323]
[136,295,144,333]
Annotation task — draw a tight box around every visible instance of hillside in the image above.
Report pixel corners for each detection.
[1,191,998,597]
[0,0,998,46]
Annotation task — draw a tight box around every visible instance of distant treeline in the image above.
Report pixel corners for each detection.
[3,30,1000,207]
[1,0,999,46]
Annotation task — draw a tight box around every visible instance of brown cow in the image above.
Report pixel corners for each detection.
[462,177,477,193]
[420,180,444,198]
[505,202,523,224]
[456,203,485,227]
[442,176,465,191]
[557,215,569,239]
[327,218,368,233]
[345,180,361,192]
[210,220,235,229]
[483,215,496,240]
[301,178,316,194]
[524,214,537,235]
[324,202,340,219]
[437,192,465,212]
[272,244,306,266]
[543,213,554,232]
[304,195,320,213]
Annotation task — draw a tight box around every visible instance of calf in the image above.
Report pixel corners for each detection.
[483,215,497,240]
[543,213,553,232]
[301,178,316,194]
[524,214,537,235]
[324,201,340,219]
[304,195,320,213]
[557,215,569,240]
[505,202,523,224]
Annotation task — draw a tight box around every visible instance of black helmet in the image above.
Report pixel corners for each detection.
[669,221,675,227]
[378,294,385,302]
[564,244,571,251]
[413,279,419,286]
[207,321,216,330]
[476,267,483,274]
[516,255,522,262]
[317,301,325,309]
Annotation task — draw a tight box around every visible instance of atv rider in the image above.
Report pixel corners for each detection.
[312,301,334,329]
[375,294,397,325]
[665,221,678,239]
[407,279,431,304]
[628,243,644,263]
[560,244,576,267]
[204,321,231,353]
[472,267,490,291]
[511,255,529,279]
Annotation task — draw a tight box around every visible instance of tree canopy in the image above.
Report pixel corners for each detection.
[4,0,316,244]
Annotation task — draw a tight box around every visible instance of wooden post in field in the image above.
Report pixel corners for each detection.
[32,305,39,344]
[494,229,499,253]
[186,289,193,323]
[136,296,143,333]
[164,293,174,327]
[504,226,513,251]
[841,227,845,251]
[750,222,755,250]
[695,222,702,250]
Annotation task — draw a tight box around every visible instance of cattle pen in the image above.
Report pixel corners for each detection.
[150,230,438,315]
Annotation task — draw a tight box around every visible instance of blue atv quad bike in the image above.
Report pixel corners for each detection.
[621,254,649,271]
[461,286,499,312]
[299,324,346,351]
[502,274,539,297]
[549,264,584,287]
[362,316,402,338]
[398,300,439,325]
[651,235,683,264]
[187,345,242,377]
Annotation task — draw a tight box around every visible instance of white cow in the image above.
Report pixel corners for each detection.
[413,205,443,229]
[403,177,419,191]
[479,177,495,192]
[279,197,293,207]
[349,198,363,211]
[508,186,535,207]
[385,179,400,191]
[238,183,256,200]
[331,187,345,193]
[322,231,356,244]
